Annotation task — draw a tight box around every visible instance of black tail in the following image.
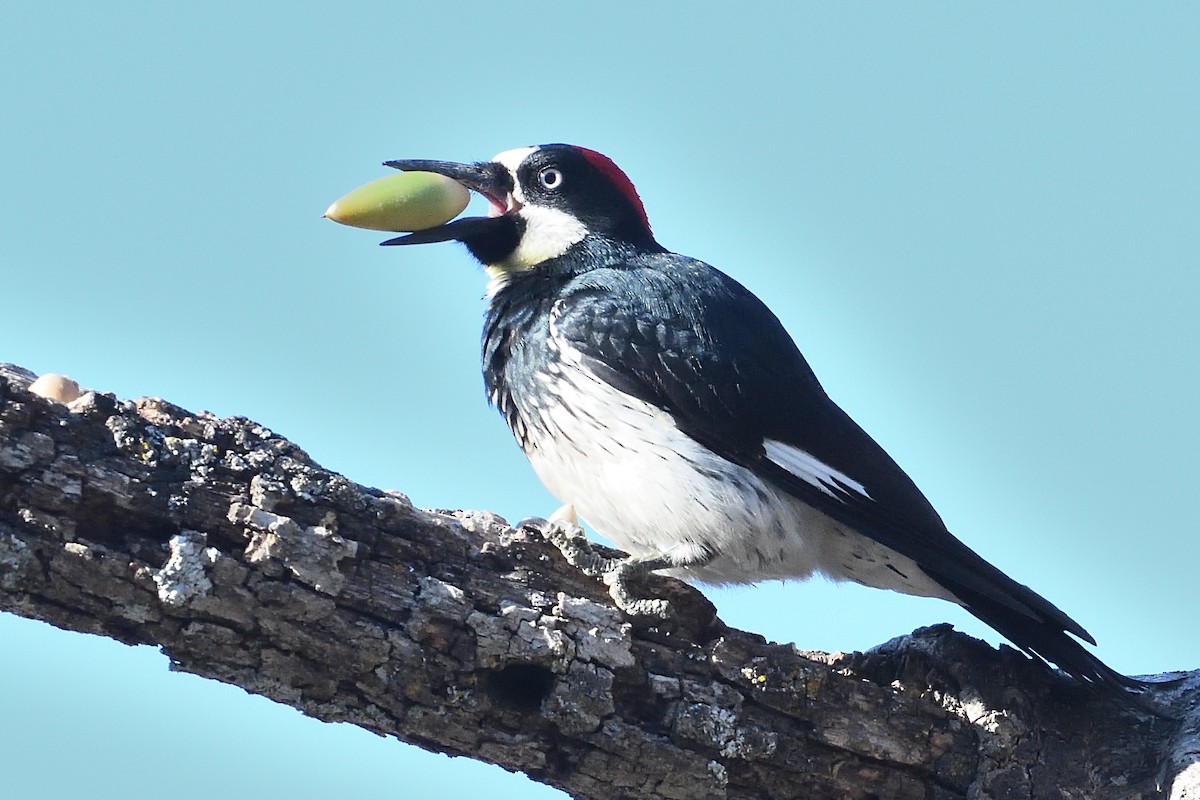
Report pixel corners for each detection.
[929,556,1150,694]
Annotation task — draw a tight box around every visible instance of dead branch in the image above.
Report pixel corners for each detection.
[1,362,1196,799]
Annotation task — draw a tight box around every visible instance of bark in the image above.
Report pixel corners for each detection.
[1,361,1197,800]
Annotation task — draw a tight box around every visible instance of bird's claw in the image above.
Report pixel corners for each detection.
[544,519,615,578]
[603,561,673,618]
[525,504,673,618]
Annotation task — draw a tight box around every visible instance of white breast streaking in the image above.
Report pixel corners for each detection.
[516,354,957,601]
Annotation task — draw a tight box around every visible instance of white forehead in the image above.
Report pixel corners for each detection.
[491,146,539,175]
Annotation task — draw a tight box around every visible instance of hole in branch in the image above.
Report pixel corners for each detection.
[486,663,555,711]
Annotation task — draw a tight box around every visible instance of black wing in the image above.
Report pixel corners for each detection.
[551,255,1142,691]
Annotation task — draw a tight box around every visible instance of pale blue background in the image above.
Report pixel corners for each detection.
[2,4,1197,798]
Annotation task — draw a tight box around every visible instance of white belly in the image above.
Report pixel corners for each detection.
[517,366,956,600]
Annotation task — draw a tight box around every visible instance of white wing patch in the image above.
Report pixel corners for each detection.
[763,439,871,501]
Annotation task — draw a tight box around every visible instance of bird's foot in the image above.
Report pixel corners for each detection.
[520,504,672,618]
[601,557,673,618]
[520,504,616,577]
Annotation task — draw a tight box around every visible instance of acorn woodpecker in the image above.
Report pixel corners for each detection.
[381,143,1144,694]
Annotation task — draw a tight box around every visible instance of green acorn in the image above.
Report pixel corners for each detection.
[324,171,470,232]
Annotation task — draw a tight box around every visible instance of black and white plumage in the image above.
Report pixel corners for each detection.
[381,143,1145,694]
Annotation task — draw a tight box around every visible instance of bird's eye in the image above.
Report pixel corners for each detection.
[538,167,564,190]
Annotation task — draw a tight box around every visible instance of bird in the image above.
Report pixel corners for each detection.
[378,143,1146,696]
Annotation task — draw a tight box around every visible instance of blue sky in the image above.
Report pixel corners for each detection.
[2,4,1197,798]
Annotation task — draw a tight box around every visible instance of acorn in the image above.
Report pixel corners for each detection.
[324,171,470,232]
[28,373,83,404]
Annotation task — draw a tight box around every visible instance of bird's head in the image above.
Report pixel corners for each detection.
[382,144,658,289]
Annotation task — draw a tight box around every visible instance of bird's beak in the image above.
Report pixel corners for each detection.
[379,159,516,247]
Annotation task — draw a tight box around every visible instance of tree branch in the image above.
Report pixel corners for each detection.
[1,362,1196,799]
